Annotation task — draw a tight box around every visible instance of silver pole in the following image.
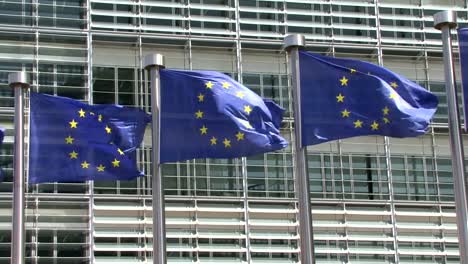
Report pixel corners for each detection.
[144,54,166,264]
[9,71,29,264]
[434,10,468,264]
[284,34,316,264]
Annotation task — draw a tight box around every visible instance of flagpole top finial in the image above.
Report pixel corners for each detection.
[8,72,29,89]
[434,10,457,30]
[144,54,165,69]
[283,34,305,50]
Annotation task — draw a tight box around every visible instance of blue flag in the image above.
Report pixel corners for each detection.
[299,51,438,146]
[458,28,468,131]
[29,93,150,184]
[159,69,288,162]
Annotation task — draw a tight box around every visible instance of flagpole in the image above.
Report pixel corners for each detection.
[144,54,167,264]
[9,71,29,264]
[284,34,316,264]
[434,11,468,264]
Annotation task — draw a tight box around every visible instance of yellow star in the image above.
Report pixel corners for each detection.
[336,93,345,102]
[383,117,390,124]
[117,148,124,155]
[65,136,74,144]
[383,106,390,115]
[105,126,112,134]
[354,120,363,128]
[236,91,245,99]
[236,131,245,141]
[350,68,357,73]
[341,109,350,118]
[198,93,204,102]
[210,136,217,145]
[81,161,90,169]
[69,119,78,128]
[112,158,120,167]
[245,122,253,129]
[389,92,397,99]
[222,82,230,89]
[69,151,78,159]
[200,125,208,135]
[205,81,213,89]
[244,105,252,115]
[223,138,231,148]
[78,109,86,118]
[195,110,204,119]
[97,164,105,172]
[371,121,379,130]
[98,114,103,122]
[390,82,398,88]
[340,76,348,86]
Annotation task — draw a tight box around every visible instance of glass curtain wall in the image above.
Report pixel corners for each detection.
[0,0,467,263]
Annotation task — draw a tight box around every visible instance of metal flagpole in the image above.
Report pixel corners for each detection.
[144,54,167,264]
[9,71,30,264]
[283,34,316,264]
[434,10,468,264]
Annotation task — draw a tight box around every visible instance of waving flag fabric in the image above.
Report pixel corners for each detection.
[29,93,150,184]
[299,50,438,146]
[159,69,288,162]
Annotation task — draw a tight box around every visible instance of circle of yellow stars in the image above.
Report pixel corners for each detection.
[64,108,125,173]
[336,68,397,130]
[197,80,251,148]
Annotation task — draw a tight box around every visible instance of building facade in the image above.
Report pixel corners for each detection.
[0,0,467,263]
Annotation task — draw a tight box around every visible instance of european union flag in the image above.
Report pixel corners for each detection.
[299,51,438,146]
[160,69,288,162]
[458,28,468,131]
[29,93,150,184]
